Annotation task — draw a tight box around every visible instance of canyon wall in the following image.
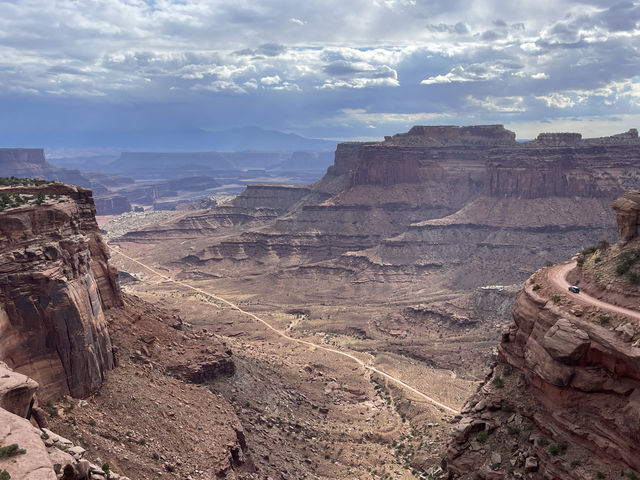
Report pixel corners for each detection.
[445,196,640,479]
[0,183,121,399]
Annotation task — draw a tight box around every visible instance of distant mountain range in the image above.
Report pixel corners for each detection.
[2,126,338,152]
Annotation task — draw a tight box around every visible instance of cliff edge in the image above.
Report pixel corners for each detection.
[0,182,121,399]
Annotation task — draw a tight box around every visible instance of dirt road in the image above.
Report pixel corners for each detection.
[549,261,640,321]
[109,245,460,415]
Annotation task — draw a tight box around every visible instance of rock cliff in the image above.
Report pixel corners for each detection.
[0,148,132,214]
[0,183,121,399]
[444,196,640,479]
[115,125,640,294]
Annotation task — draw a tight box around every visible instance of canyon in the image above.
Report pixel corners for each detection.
[2,124,640,479]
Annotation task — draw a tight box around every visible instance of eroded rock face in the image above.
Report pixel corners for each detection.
[446,278,640,479]
[0,184,121,399]
[612,191,640,244]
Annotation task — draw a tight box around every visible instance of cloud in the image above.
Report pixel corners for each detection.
[0,0,639,144]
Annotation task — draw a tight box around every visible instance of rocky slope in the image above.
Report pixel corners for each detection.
[0,184,256,479]
[444,191,640,479]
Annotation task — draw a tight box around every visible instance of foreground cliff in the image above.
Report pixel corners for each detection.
[0,183,255,479]
[0,182,122,399]
[444,191,640,479]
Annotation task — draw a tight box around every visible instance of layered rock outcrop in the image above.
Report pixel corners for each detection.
[444,198,640,479]
[0,183,121,399]
[0,148,132,214]
[116,125,640,293]
[612,190,640,244]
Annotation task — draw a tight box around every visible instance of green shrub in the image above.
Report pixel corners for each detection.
[581,246,597,255]
[616,250,640,275]
[507,426,520,435]
[476,430,488,443]
[492,376,505,388]
[500,401,514,413]
[596,472,606,479]
[0,444,26,458]
[536,436,549,447]
[627,271,640,285]
[0,469,10,480]
[549,442,567,456]
[532,284,541,291]
[503,364,512,376]
[596,240,610,251]
[598,315,611,326]
[552,295,561,303]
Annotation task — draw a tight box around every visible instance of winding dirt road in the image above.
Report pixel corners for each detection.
[549,261,640,321]
[108,245,460,415]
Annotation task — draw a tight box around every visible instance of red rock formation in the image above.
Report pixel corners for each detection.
[0,183,121,399]
[612,191,640,245]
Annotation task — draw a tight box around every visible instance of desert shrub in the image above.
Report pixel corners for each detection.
[598,315,611,326]
[0,469,10,480]
[500,401,514,413]
[627,271,640,285]
[616,250,640,275]
[476,430,488,444]
[626,472,640,480]
[549,442,567,456]
[532,284,541,291]
[503,364,512,376]
[594,257,602,263]
[536,436,549,447]
[552,295,561,303]
[596,472,606,479]
[0,444,26,458]
[507,426,520,435]
[492,376,505,388]
[577,256,585,267]
[581,246,598,255]
[597,239,610,251]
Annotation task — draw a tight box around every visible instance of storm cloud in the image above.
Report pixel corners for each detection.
[0,0,639,146]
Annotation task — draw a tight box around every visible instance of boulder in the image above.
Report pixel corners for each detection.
[542,318,590,364]
[0,361,38,417]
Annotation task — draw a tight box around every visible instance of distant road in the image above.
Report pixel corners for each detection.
[549,261,640,321]
[108,245,460,415]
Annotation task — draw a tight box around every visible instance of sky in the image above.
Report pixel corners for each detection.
[0,0,639,148]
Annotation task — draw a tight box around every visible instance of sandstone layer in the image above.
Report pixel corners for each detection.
[445,196,640,479]
[0,183,122,399]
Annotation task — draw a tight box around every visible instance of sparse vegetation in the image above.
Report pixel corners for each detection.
[536,436,549,447]
[507,426,520,435]
[549,442,567,456]
[532,284,541,291]
[492,376,505,389]
[596,472,606,479]
[0,176,49,187]
[598,315,611,326]
[503,364,512,376]
[0,444,26,458]
[616,249,640,276]
[0,469,10,480]
[500,401,514,413]
[552,295,561,303]
[476,430,488,444]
